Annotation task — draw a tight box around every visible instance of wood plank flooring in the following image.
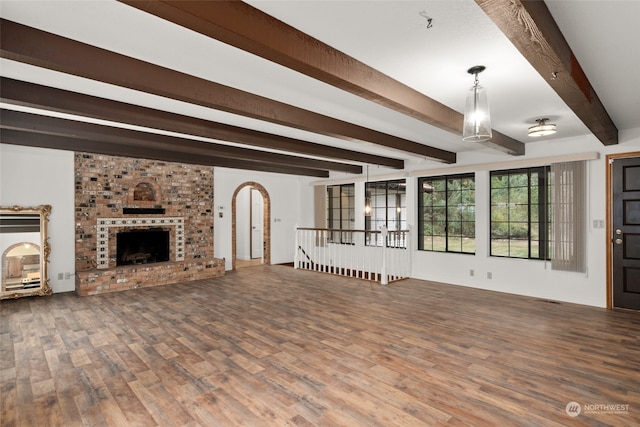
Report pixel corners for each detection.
[1,265,639,426]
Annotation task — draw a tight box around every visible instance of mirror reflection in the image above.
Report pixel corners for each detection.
[3,242,41,291]
[0,205,52,299]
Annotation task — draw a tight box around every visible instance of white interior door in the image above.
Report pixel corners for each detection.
[251,188,263,259]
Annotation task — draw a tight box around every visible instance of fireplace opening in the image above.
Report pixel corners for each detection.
[116,228,170,266]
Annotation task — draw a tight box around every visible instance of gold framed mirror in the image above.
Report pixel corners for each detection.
[0,205,52,299]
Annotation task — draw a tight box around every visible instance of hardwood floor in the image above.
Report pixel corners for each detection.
[2,265,639,426]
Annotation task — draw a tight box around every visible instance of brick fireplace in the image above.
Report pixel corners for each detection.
[74,153,224,296]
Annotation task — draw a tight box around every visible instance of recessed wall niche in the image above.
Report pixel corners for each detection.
[133,182,156,202]
[74,153,223,296]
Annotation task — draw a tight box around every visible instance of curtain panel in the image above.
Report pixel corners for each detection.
[551,161,587,272]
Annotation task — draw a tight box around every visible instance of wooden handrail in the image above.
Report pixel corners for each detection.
[296,227,410,234]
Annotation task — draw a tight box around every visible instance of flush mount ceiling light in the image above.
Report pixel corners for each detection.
[462,65,492,142]
[528,118,557,137]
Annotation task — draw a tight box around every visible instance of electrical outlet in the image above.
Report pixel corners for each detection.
[58,273,63,280]
[65,272,72,279]
[470,269,474,277]
[487,272,492,279]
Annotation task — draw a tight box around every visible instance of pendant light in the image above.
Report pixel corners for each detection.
[528,118,557,137]
[462,65,492,142]
[364,165,371,216]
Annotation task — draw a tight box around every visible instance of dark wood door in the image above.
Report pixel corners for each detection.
[612,156,640,310]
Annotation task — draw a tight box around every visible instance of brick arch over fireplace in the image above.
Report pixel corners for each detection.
[231,182,270,270]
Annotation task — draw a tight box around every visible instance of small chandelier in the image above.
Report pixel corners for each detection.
[528,118,557,137]
[462,65,492,142]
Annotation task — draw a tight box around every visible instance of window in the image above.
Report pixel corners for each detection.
[490,167,550,259]
[418,174,475,253]
[326,184,354,244]
[365,179,406,246]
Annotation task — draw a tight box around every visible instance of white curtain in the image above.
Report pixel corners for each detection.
[551,161,587,272]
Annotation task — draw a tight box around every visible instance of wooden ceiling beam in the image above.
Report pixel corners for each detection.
[0,19,455,163]
[0,109,357,174]
[475,0,618,145]
[0,77,401,170]
[0,128,329,178]
[119,0,524,156]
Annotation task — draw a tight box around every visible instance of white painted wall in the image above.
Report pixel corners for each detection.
[250,188,265,259]
[0,144,76,293]
[299,178,316,229]
[235,187,251,261]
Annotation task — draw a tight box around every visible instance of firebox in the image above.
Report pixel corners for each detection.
[116,228,170,266]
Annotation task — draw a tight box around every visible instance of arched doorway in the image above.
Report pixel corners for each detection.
[232,182,271,270]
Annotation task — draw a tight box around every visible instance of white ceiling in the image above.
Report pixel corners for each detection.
[1,0,639,173]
